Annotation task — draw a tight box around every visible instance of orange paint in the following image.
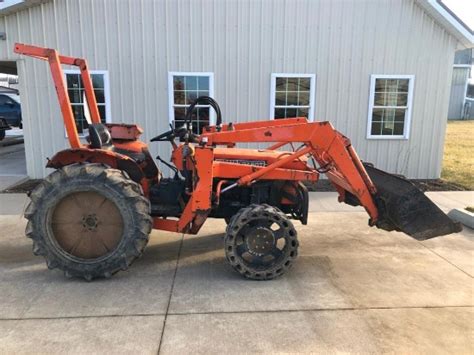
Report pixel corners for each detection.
[16,43,381,235]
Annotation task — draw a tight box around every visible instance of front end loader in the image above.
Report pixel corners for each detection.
[15,43,462,281]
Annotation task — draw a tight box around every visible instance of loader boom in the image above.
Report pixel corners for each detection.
[201,120,380,224]
[200,119,462,240]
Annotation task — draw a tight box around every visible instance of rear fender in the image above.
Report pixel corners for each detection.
[46,148,145,184]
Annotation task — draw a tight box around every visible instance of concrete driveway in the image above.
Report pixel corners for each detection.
[0,192,473,354]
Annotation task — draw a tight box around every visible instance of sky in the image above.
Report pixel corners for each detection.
[442,0,474,30]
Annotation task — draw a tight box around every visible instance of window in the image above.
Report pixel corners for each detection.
[367,75,414,139]
[168,72,214,134]
[467,83,474,99]
[270,74,316,121]
[64,70,111,135]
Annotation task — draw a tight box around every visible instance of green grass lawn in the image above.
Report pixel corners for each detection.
[441,120,474,190]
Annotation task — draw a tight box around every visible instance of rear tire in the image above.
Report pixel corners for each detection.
[224,204,299,280]
[25,163,152,280]
[0,130,5,141]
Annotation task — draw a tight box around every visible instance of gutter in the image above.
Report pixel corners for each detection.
[416,0,474,49]
[0,0,50,17]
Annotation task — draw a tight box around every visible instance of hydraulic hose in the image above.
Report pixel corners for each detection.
[185,96,223,131]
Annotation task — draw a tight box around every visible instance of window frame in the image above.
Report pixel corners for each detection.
[168,72,215,130]
[63,69,112,137]
[269,73,316,122]
[367,74,415,140]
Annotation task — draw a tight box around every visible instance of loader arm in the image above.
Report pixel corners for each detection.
[200,118,462,240]
[202,120,380,224]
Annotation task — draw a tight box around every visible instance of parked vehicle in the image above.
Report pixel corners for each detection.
[0,93,21,128]
[0,117,11,141]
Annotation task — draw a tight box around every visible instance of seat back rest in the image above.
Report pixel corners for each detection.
[88,123,112,149]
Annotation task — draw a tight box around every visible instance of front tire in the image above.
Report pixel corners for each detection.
[224,204,299,280]
[25,163,152,280]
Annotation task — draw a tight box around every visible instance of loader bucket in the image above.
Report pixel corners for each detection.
[363,163,462,240]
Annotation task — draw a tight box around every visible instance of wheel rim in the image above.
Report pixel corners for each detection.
[246,226,275,256]
[235,219,287,268]
[50,191,124,260]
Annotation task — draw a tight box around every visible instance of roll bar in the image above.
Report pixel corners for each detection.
[14,43,101,148]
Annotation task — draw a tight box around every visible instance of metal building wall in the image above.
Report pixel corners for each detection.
[447,67,469,119]
[0,0,459,179]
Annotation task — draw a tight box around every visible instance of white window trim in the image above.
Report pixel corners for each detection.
[63,69,112,137]
[168,72,215,127]
[269,73,316,121]
[366,74,415,140]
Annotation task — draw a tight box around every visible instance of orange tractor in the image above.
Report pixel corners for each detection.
[15,43,461,281]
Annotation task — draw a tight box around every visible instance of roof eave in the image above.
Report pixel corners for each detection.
[0,0,50,16]
[416,0,474,49]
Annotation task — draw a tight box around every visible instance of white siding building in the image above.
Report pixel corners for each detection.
[448,48,474,119]
[0,0,473,179]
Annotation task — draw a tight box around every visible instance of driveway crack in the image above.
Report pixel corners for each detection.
[418,241,473,278]
[157,233,184,354]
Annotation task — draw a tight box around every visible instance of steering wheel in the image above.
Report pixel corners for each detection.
[150,125,188,142]
[151,96,222,143]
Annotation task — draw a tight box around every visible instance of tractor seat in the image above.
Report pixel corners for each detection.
[87,123,146,161]
[86,123,158,179]
[86,123,159,180]
[87,123,113,149]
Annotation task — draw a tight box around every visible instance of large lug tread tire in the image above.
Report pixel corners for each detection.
[225,204,299,280]
[25,163,152,280]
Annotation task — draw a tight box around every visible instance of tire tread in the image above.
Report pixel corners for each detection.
[24,163,152,280]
